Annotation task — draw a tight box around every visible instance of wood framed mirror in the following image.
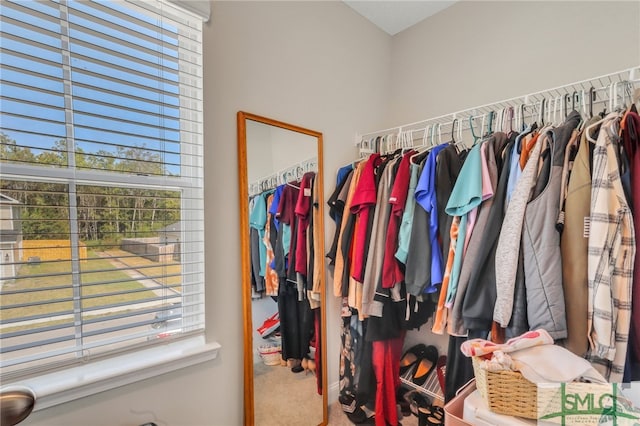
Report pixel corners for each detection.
[237,112,328,426]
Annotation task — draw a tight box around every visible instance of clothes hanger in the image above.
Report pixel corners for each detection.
[286,169,300,188]
[588,86,596,118]
[450,118,459,144]
[549,96,556,126]
[485,110,495,136]
[431,122,438,146]
[410,125,431,164]
[402,130,416,154]
[501,107,510,133]
[506,106,514,134]
[575,89,587,130]
[565,92,574,118]
[421,124,430,148]
[622,81,636,112]
[469,114,480,145]
[519,103,527,131]
[585,117,605,144]
[451,117,465,150]
[609,81,618,112]
[538,98,546,127]
[503,108,509,132]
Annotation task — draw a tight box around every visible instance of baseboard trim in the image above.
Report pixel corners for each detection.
[328,380,340,404]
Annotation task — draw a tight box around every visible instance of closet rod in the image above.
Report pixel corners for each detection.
[356,66,640,144]
[381,87,616,150]
[249,156,318,196]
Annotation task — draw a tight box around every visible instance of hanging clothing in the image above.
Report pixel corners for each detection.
[432,215,460,335]
[362,157,399,318]
[621,108,640,374]
[263,193,279,295]
[449,134,503,336]
[249,192,268,283]
[294,172,315,276]
[333,162,364,297]
[522,111,580,339]
[435,144,464,259]
[312,172,323,297]
[587,112,636,383]
[559,119,599,356]
[331,85,640,425]
[494,126,545,328]
[381,151,416,289]
[327,166,354,265]
[414,143,448,290]
[372,331,405,426]
[395,161,421,265]
[405,157,432,297]
[462,133,516,332]
[444,142,485,307]
[350,154,381,283]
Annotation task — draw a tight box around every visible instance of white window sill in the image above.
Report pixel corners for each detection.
[2,336,221,411]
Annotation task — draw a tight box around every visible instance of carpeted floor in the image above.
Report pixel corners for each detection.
[252,361,422,425]
[327,401,420,426]
[253,361,323,425]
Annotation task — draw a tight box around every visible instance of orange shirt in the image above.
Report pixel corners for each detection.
[519,131,540,169]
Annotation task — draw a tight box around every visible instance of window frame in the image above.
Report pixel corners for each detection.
[0,0,217,408]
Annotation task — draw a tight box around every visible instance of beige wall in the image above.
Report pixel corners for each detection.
[389,1,640,125]
[206,0,391,411]
[20,1,640,425]
[23,2,391,425]
[392,0,640,354]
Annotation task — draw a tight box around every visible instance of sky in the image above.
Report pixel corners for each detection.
[0,0,182,175]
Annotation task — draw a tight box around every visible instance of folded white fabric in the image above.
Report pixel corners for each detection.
[482,350,515,372]
[510,344,607,384]
[460,329,554,357]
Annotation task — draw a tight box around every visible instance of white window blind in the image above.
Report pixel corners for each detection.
[0,0,204,380]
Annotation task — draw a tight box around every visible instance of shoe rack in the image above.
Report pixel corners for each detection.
[399,364,444,403]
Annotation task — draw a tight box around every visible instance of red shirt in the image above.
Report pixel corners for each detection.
[349,154,381,282]
[621,110,640,364]
[294,172,315,276]
[381,151,415,288]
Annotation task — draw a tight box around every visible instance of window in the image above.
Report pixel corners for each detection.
[0,0,205,386]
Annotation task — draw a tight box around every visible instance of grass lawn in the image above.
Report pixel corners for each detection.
[102,249,182,289]
[0,250,164,322]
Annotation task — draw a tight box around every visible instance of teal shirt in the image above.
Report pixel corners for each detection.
[445,143,484,305]
[395,162,420,264]
[249,193,268,276]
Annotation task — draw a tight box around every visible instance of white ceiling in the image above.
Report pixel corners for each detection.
[344,1,457,36]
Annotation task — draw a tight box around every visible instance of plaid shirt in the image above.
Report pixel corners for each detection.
[587,113,636,383]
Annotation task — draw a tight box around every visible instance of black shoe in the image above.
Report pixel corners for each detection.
[418,405,444,426]
[411,345,438,387]
[339,394,367,424]
[399,388,431,417]
[399,344,428,376]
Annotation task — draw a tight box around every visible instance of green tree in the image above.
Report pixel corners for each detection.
[2,133,180,245]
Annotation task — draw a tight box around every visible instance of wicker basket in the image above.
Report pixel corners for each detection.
[472,356,538,419]
[258,343,282,366]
